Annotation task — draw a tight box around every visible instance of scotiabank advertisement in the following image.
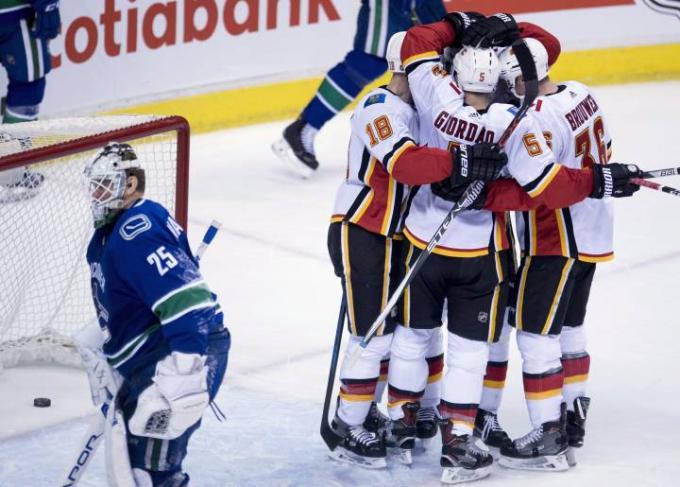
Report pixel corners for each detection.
[2,0,677,117]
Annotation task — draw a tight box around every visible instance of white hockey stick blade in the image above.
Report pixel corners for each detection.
[59,414,106,486]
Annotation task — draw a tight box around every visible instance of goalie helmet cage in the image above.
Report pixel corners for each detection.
[0,115,190,371]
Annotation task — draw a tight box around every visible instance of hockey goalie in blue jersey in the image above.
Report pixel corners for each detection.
[78,142,230,486]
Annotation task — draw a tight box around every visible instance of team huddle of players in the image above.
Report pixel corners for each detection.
[326,11,641,484]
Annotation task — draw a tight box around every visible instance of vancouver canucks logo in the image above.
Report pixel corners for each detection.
[120,214,151,240]
[642,0,680,19]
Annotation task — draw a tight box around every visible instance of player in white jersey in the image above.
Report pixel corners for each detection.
[493,38,642,472]
[326,31,506,469]
[393,15,642,483]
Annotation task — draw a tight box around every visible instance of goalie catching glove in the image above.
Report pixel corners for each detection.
[129,352,210,440]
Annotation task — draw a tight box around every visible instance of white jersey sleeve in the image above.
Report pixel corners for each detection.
[351,90,417,173]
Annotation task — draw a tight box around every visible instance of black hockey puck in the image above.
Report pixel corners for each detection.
[33,397,51,408]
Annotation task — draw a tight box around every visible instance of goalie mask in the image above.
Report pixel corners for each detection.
[84,142,141,228]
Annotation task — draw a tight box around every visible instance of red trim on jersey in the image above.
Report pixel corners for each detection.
[483,167,594,212]
[449,81,462,95]
[401,20,456,61]
[518,22,562,66]
[534,207,566,255]
[358,163,392,233]
[392,146,453,185]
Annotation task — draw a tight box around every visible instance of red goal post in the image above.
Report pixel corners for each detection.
[0,115,190,370]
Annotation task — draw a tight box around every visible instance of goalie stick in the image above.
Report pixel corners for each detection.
[59,220,222,486]
[347,38,539,369]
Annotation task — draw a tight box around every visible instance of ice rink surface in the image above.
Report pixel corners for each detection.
[1,81,680,486]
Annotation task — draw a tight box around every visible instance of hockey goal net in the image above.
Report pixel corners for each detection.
[0,115,189,371]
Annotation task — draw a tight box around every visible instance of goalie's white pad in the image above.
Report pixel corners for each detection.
[105,403,136,487]
[74,322,122,406]
[129,352,209,440]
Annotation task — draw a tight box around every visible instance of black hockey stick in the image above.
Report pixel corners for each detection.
[630,177,680,197]
[320,292,347,451]
[640,166,680,179]
[347,39,539,367]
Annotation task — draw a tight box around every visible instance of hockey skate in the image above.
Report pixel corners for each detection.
[328,414,386,469]
[388,402,419,465]
[473,408,511,458]
[498,417,569,472]
[415,406,438,450]
[440,421,493,484]
[565,396,590,467]
[271,118,319,178]
[363,402,390,439]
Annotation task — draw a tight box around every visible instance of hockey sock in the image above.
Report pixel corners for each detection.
[479,321,511,413]
[561,326,590,411]
[301,50,386,129]
[387,326,432,420]
[373,357,389,403]
[337,334,391,426]
[440,332,489,436]
[421,327,444,409]
[517,331,564,427]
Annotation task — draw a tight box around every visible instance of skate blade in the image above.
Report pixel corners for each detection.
[271,139,314,179]
[498,452,569,472]
[566,447,578,467]
[328,448,386,470]
[388,447,412,466]
[441,465,491,484]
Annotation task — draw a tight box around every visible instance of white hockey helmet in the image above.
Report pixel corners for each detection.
[499,38,550,98]
[84,142,141,228]
[453,47,500,94]
[386,31,407,74]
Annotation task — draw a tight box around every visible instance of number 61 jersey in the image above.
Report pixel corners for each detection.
[519,81,615,262]
[86,199,223,378]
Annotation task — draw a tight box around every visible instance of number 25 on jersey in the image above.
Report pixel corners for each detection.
[147,246,178,276]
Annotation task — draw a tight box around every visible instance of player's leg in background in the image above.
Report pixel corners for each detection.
[499,256,577,471]
[120,328,230,486]
[437,252,508,484]
[273,1,415,174]
[560,261,595,465]
[418,327,443,445]
[326,221,401,468]
[0,19,50,192]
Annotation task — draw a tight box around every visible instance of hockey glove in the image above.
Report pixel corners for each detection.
[129,352,209,440]
[452,142,507,185]
[74,322,122,407]
[431,179,487,209]
[29,0,61,40]
[443,11,485,48]
[590,163,642,198]
[462,13,519,48]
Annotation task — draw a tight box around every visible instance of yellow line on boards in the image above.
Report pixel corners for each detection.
[103,43,680,134]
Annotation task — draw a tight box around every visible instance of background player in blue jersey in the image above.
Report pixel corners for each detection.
[0,0,60,190]
[272,0,446,177]
[79,142,230,486]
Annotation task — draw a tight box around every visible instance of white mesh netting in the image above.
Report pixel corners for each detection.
[0,116,186,371]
